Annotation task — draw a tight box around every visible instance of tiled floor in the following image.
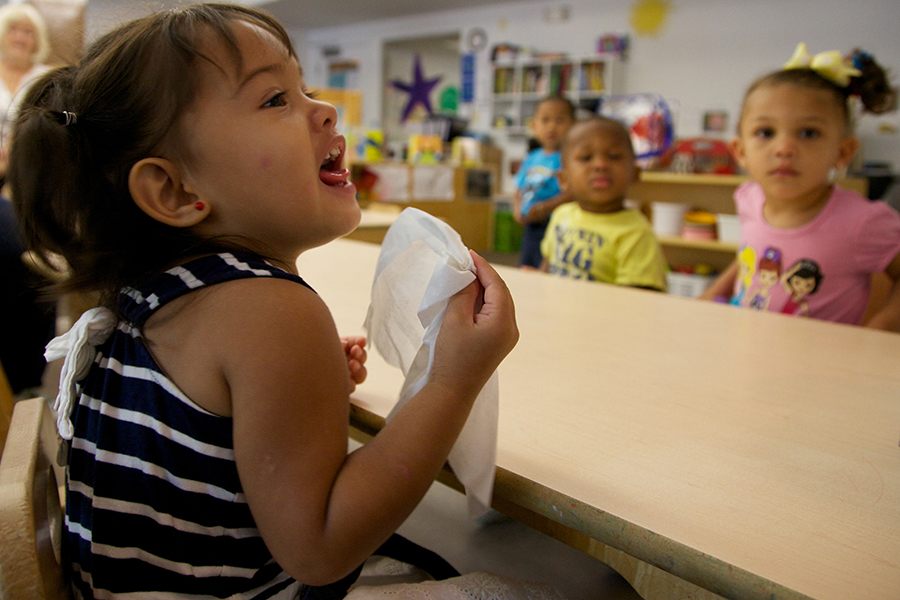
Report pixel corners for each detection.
[388,454,643,600]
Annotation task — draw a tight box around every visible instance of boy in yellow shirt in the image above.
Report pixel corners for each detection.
[541,117,668,291]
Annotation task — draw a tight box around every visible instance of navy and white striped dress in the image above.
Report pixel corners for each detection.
[65,253,309,599]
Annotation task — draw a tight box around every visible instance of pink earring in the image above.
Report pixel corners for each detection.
[195,201,205,211]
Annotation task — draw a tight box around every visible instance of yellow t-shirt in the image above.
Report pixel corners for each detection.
[541,203,667,291]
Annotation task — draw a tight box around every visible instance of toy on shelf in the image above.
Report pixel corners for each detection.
[407,134,444,164]
[357,130,384,162]
[599,93,673,166]
[660,138,737,175]
[597,34,629,59]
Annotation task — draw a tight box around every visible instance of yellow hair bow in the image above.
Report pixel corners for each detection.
[783,42,861,87]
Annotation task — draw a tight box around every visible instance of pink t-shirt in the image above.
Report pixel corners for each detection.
[732,182,900,325]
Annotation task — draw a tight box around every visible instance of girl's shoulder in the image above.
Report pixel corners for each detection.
[140,255,331,417]
[122,252,312,325]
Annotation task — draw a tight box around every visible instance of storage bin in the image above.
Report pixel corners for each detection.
[716,214,741,243]
[652,202,688,237]
[667,272,716,298]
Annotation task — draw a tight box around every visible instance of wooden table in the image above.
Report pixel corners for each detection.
[296,239,900,600]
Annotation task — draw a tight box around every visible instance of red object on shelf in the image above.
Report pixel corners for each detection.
[659,138,738,175]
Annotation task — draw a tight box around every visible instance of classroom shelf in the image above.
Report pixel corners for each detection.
[490,54,622,133]
[656,236,738,253]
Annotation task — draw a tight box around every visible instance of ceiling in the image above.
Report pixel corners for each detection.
[258,0,516,31]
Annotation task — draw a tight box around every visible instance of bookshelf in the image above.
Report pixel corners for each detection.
[491,54,622,135]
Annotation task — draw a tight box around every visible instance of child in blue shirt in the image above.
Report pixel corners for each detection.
[513,96,575,268]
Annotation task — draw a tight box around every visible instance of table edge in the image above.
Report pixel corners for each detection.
[348,404,816,600]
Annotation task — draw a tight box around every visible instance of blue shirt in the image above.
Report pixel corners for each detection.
[514,148,562,217]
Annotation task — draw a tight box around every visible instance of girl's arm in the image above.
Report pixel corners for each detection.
[863,252,900,333]
[219,253,517,585]
[698,259,737,301]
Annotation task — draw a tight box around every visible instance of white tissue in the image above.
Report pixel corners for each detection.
[364,207,498,518]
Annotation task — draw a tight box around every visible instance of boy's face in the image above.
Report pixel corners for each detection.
[559,120,637,214]
[531,100,574,151]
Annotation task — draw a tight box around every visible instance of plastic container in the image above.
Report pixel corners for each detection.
[652,202,688,237]
[716,214,741,243]
[667,272,716,297]
[493,200,523,253]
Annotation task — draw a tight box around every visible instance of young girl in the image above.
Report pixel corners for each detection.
[701,44,900,331]
[10,4,519,599]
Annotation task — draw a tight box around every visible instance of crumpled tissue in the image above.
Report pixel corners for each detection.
[363,207,498,518]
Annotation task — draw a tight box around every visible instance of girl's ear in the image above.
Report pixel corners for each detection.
[729,137,746,168]
[129,158,209,227]
[836,135,860,171]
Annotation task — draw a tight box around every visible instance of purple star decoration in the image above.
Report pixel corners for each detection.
[391,54,442,123]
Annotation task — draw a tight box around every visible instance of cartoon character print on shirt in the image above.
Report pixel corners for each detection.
[779,258,823,317]
[547,225,602,280]
[521,165,558,208]
[746,247,783,311]
[730,245,757,306]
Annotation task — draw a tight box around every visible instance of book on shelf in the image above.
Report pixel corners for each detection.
[578,62,605,92]
[521,66,545,94]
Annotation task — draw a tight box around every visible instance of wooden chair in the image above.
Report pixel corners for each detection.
[0,397,70,599]
[0,362,15,461]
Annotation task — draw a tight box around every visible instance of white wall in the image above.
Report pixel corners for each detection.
[297,0,900,171]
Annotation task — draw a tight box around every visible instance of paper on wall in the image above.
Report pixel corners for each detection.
[363,207,498,518]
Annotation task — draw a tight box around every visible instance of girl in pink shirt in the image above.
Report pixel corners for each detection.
[701,44,900,331]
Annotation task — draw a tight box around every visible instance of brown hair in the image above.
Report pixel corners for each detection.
[535,95,576,120]
[9,3,295,308]
[738,54,897,134]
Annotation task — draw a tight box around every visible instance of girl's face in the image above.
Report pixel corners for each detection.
[2,18,37,62]
[758,268,779,289]
[731,83,858,207]
[178,21,360,263]
[789,274,816,298]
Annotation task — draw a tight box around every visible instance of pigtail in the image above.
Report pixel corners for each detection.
[9,66,87,283]
[9,4,299,307]
[848,49,898,115]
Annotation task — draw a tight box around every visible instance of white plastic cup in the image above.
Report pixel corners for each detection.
[716,214,741,243]
[652,202,688,237]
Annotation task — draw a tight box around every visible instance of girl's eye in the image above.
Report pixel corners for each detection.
[753,127,774,139]
[263,92,287,108]
[303,89,320,100]
[798,128,820,140]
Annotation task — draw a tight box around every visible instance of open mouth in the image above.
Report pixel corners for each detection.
[320,144,351,187]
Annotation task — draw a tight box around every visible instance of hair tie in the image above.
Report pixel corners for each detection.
[50,110,78,126]
[783,42,861,88]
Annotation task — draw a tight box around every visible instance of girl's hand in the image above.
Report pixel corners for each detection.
[429,252,519,398]
[341,336,367,392]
